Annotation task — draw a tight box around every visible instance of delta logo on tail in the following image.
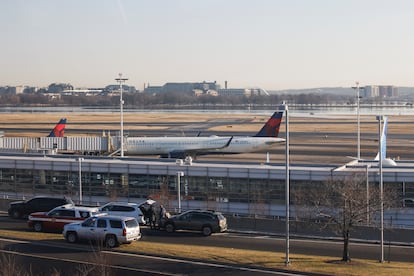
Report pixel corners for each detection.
[254,111,283,137]
[48,118,67,137]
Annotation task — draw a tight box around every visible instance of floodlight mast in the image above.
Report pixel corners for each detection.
[376,115,384,263]
[115,73,128,157]
[78,157,84,204]
[279,102,290,266]
[357,82,361,159]
[177,171,184,213]
[352,82,362,159]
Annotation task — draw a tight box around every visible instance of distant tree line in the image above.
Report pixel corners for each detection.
[0,92,354,108]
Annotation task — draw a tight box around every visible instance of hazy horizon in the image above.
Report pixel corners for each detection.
[2,1,414,90]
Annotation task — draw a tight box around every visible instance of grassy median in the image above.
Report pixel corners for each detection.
[0,229,413,276]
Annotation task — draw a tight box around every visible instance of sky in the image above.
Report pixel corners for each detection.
[1,0,414,90]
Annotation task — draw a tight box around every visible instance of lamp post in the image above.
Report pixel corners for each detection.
[78,157,84,205]
[177,171,184,213]
[365,164,371,226]
[115,73,128,157]
[281,102,290,266]
[352,82,362,159]
[376,115,384,263]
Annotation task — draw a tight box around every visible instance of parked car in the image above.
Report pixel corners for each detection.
[63,214,141,247]
[98,202,145,224]
[28,204,100,232]
[163,210,227,236]
[403,198,414,207]
[8,196,74,219]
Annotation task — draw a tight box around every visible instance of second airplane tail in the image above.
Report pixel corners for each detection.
[375,116,388,160]
[254,111,284,137]
[48,118,67,137]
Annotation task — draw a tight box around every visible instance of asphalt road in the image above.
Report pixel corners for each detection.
[2,238,297,276]
[0,213,413,275]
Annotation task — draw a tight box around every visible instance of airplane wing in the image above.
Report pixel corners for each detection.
[166,137,233,159]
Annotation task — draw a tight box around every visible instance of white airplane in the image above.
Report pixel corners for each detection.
[347,116,397,167]
[124,111,285,158]
[373,116,397,166]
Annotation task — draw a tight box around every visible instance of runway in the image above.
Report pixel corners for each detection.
[1,113,413,165]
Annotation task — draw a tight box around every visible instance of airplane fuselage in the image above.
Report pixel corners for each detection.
[124,136,284,156]
[125,136,230,155]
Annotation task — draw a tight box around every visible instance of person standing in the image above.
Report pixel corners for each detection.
[158,205,167,229]
[148,204,156,229]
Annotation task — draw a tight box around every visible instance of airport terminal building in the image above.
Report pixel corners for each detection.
[1,153,414,227]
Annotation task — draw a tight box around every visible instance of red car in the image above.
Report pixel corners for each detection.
[28,204,100,232]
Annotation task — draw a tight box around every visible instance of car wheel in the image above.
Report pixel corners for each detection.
[105,235,118,248]
[165,223,175,233]
[11,210,21,219]
[202,225,212,236]
[33,222,43,232]
[66,232,78,243]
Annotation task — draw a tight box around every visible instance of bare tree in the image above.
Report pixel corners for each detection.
[295,173,397,262]
[0,252,33,276]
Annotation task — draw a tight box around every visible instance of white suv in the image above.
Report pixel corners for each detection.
[63,214,141,248]
[98,202,145,225]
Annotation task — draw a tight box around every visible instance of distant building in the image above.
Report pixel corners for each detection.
[218,88,267,97]
[23,86,40,94]
[103,84,137,94]
[47,83,74,94]
[218,88,250,96]
[143,81,267,97]
[363,85,398,98]
[143,85,162,95]
[143,81,220,95]
[363,86,379,97]
[0,86,25,95]
[379,85,398,97]
[61,89,103,96]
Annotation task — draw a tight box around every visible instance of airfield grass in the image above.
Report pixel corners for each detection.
[0,229,413,276]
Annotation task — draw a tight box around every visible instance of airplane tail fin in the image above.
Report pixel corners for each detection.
[374,116,388,160]
[254,111,284,137]
[48,118,67,137]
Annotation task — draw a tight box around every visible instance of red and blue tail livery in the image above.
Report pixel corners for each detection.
[48,118,67,137]
[254,111,283,137]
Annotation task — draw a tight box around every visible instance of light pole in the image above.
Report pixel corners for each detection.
[177,171,184,213]
[78,157,84,205]
[376,115,384,263]
[115,73,128,157]
[281,102,290,266]
[352,82,362,159]
[365,164,371,226]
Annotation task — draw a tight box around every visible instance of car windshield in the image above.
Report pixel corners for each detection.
[82,217,96,227]
[125,219,138,228]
